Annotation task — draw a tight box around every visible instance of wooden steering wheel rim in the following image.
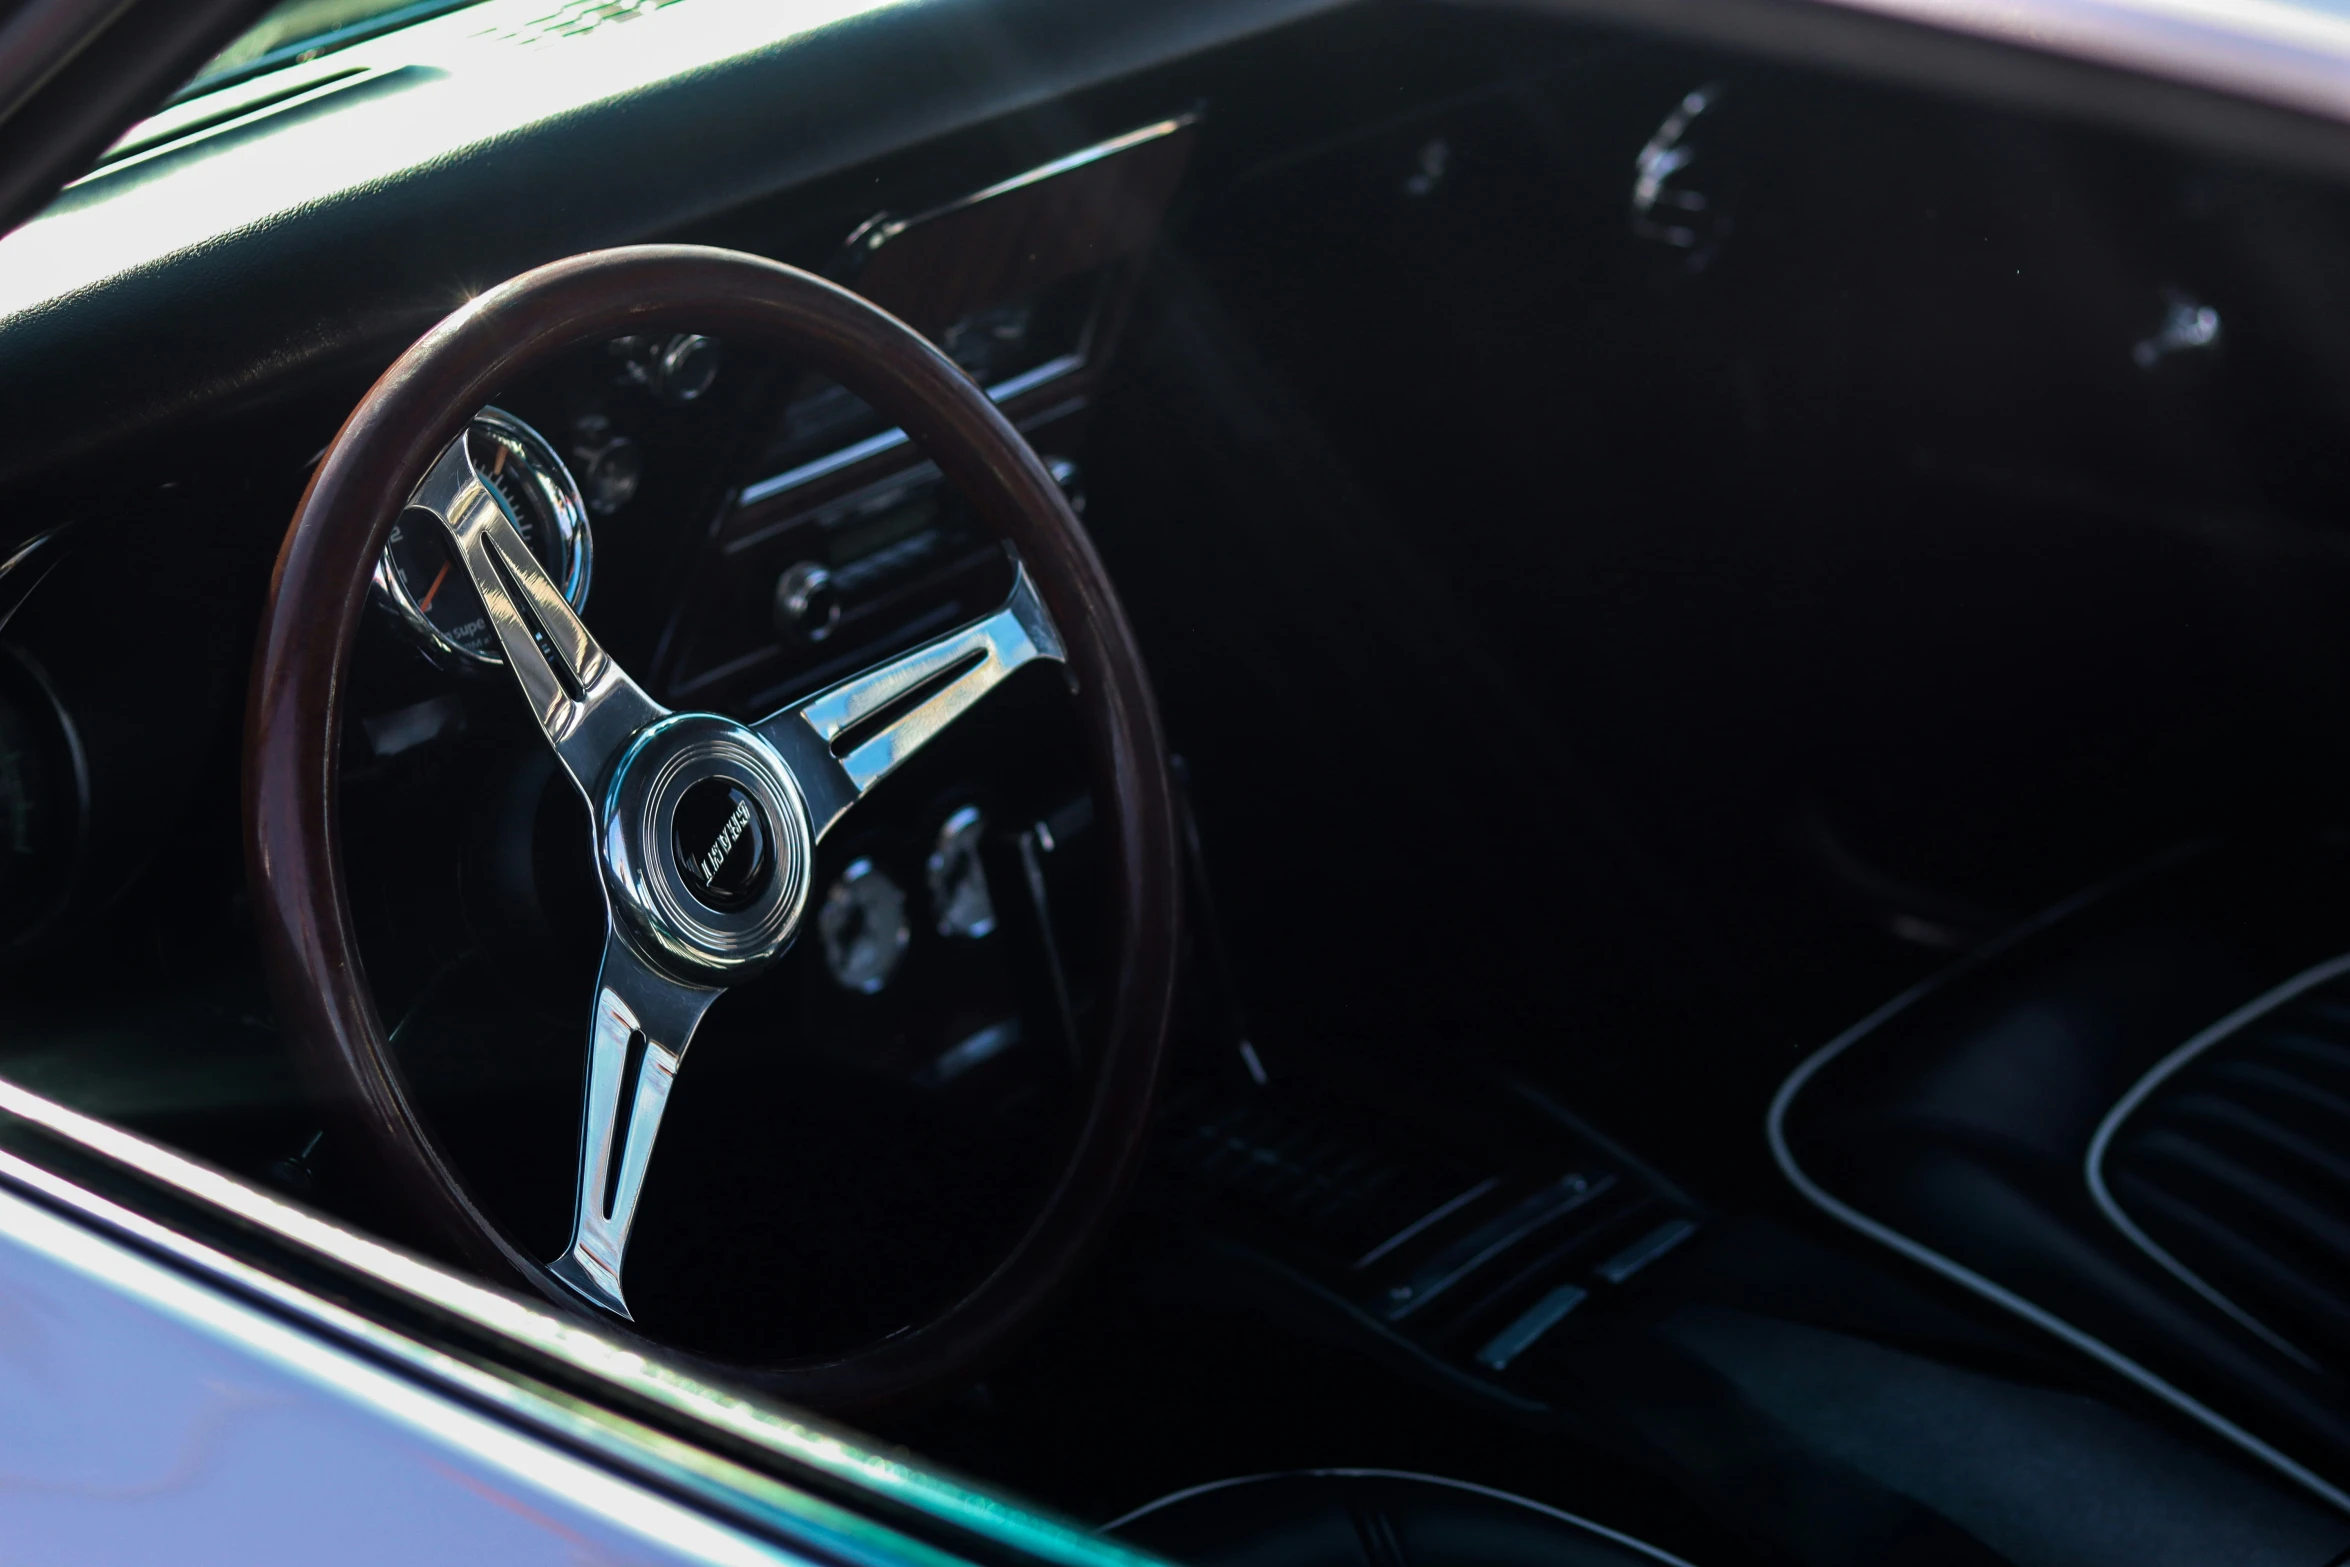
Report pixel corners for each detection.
[245,244,1182,1411]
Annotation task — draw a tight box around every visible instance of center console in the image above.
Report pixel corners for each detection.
[1117,819,2350,1566]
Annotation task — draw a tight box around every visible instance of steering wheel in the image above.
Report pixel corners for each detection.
[245,245,1182,1410]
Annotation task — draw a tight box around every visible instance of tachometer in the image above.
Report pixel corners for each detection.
[372,407,593,666]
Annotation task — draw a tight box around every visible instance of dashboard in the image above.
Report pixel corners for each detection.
[0,0,2346,1238]
[0,0,1324,486]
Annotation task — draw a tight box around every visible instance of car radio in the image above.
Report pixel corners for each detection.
[646,115,1192,720]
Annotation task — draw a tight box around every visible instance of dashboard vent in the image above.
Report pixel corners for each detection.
[471,0,691,47]
[2099,970,2350,1372]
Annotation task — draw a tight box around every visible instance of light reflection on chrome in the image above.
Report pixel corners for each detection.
[1631,82,1730,270]
[2133,287,2222,368]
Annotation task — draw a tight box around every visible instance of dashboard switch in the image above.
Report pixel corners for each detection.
[573,433,642,516]
[650,333,722,403]
[773,560,840,644]
[606,332,722,403]
[820,858,910,994]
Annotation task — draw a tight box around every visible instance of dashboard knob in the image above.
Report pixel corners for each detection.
[819,857,909,994]
[649,333,722,404]
[575,435,642,516]
[773,560,839,644]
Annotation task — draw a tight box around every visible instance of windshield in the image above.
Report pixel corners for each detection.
[184,0,484,96]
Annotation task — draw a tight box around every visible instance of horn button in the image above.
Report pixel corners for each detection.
[672,777,773,913]
[597,713,813,983]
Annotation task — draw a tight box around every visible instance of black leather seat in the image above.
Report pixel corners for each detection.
[1771,838,2350,1510]
[1106,1470,1691,1567]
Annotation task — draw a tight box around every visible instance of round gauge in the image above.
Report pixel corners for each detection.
[819,857,910,994]
[373,407,593,666]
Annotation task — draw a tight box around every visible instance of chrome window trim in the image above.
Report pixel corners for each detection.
[0,1074,1171,1567]
[1102,1468,1701,1567]
[2081,950,2350,1373]
[0,1176,827,1567]
[1762,856,2350,1518]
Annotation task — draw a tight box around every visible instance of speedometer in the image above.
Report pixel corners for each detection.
[371,407,593,666]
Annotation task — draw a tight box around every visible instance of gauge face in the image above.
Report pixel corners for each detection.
[819,857,910,994]
[374,407,593,666]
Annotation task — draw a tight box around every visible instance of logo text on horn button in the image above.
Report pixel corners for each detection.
[671,776,773,914]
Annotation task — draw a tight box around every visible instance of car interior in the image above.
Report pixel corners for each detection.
[4,0,2350,1562]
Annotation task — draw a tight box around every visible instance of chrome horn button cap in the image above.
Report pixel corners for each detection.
[600,714,813,983]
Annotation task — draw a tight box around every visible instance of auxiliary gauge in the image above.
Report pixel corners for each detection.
[372,407,593,666]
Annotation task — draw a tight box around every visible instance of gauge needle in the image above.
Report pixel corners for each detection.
[417,560,453,613]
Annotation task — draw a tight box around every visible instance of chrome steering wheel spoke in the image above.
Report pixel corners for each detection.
[411,426,708,1320]
[407,432,663,794]
[755,556,1067,841]
[547,930,721,1319]
[408,444,1068,1324]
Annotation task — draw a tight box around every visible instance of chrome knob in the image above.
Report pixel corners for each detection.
[575,435,643,516]
[649,333,721,404]
[773,560,839,644]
